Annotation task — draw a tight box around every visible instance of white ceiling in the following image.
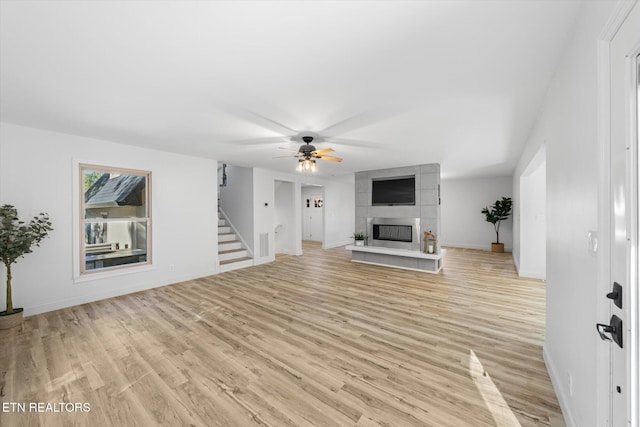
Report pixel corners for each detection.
[0,0,582,178]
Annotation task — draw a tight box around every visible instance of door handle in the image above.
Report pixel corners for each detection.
[596,315,623,348]
[606,282,623,309]
[596,323,613,341]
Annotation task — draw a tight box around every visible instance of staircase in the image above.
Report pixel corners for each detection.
[218,210,253,272]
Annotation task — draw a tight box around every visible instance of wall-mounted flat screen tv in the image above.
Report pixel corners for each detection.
[371,176,415,206]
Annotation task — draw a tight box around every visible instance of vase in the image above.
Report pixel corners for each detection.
[491,243,504,253]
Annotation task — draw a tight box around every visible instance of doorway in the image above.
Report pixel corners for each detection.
[599,2,640,426]
[301,185,324,243]
[519,146,546,279]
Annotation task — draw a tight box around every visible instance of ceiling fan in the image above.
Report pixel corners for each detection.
[274,135,342,172]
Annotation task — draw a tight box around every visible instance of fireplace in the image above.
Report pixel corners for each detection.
[367,217,421,251]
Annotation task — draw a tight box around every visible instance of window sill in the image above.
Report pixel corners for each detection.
[74,264,156,284]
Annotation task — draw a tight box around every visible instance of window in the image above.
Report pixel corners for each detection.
[80,164,151,274]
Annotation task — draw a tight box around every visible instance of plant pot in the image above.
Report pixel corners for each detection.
[0,308,24,330]
[354,240,364,247]
[491,243,505,253]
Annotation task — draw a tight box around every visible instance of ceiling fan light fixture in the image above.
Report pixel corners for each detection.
[296,158,317,173]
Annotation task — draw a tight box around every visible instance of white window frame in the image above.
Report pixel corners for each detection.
[79,163,152,276]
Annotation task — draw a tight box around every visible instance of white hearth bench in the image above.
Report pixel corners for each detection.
[346,245,445,273]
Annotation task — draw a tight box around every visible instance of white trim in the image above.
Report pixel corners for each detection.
[323,239,353,250]
[627,39,640,427]
[278,249,302,256]
[439,242,513,252]
[73,265,157,284]
[219,258,254,273]
[595,2,638,425]
[599,0,637,41]
[517,270,545,280]
[512,252,521,273]
[350,259,442,274]
[543,344,576,427]
[253,256,274,266]
[72,158,157,281]
[24,268,217,317]
[346,244,445,260]
[596,36,614,427]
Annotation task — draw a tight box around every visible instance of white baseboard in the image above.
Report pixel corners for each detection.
[518,269,546,280]
[278,249,302,256]
[324,239,353,249]
[253,256,275,266]
[440,242,513,252]
[24,268,218,317]
[543,344,575,427]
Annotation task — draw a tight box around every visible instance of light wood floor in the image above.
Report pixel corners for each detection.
[0,242,564,426]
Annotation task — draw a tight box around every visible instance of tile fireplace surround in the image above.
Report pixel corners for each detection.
[350,164,443,273]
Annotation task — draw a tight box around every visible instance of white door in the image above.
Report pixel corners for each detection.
[606,3,640,426]
[302,194,323,241]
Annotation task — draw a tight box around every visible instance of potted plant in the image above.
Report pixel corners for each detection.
[352,231,367,247]
[0,204,53,329]
[481,197,512,253]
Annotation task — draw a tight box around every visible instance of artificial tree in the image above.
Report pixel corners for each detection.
[0,204,53,325]
[481,197,512,253]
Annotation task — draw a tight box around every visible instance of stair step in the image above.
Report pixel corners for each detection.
[219,248,249,261]
[218,225,231,234]
[220,256,252,266]
[218,219,226,226]
[218,240,242,251]
[218,232,236,242]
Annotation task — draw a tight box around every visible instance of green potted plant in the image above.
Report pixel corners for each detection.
[0,204,53,329]
[351,231,367,247]
[481,197,512,253]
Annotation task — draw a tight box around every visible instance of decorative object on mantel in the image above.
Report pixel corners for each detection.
[0,204,53,329]
[481,196,512,253]
[424,230,438,254]
[352,231,367,247]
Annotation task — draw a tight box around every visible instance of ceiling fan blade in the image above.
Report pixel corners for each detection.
[279,147,301,153]
[311,148,334,155]
[317,155,343,162]
[330,137,386,148]
[320,107,400,137]
[318,103,411,137]
[216,101,298,134]
[225,136,290,146]
[272,155,299,159]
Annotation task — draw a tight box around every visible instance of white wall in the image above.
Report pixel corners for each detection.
[519,160,546,279]
[219,163,254,250]
[512,2,617,426]
[252,168,354,265]
[274,180,295,254]
[0,123,218,316]
[322,179,355,249]
[440,176,513,251]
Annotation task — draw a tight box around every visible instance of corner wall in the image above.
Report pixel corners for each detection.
[512,1,618,425]
[519,160,546,279]
[0,122,218,316]
[440,176,513,251]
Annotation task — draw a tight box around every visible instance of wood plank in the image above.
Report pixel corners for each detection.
[0,243,562,426]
